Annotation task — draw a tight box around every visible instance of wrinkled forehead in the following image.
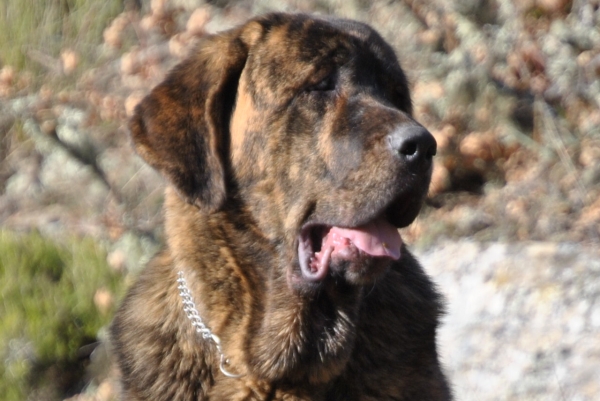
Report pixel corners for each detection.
[252,14,394,63]
[243,14,408,102]
[321,16,399,60]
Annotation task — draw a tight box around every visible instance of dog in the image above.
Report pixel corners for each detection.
[111,12,451,400]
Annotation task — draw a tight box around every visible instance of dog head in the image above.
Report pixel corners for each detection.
[132,13,435,288]
[130,13,436,383]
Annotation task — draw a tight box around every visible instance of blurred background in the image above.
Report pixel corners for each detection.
[0,0,598,400]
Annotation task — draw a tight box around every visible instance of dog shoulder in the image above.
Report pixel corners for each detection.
[110,252,216,400]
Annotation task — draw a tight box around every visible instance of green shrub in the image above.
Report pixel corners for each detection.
[0,230,123,400]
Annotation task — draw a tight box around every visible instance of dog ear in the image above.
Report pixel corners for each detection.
[129,24,260,210]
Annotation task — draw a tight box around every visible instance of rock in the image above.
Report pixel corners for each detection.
[417,240,600,401]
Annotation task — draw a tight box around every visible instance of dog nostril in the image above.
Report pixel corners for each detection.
[399,140,419,157]
[389,126,437,169]
[426,142,437,158]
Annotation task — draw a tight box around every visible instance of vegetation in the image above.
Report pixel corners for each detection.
[0,0,122,77]
[0,230,123,401]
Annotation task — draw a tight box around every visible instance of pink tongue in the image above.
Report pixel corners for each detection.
[323,217,402,260]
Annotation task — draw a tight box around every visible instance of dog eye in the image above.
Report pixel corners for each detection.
[307,75,336,92]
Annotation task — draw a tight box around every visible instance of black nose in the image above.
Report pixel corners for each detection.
[387,125,437,171]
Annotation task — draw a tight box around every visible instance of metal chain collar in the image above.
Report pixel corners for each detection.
[176,271,243,378]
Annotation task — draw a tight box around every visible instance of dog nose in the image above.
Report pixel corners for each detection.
[387,125,437,171]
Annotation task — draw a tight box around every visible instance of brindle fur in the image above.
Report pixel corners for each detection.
[111,13,452,400]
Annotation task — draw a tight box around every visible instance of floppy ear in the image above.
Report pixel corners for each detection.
[130,24,259,210]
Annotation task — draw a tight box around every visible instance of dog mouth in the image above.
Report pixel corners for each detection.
[297,216,402,282]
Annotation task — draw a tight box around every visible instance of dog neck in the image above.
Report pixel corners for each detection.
[176,271,244,379]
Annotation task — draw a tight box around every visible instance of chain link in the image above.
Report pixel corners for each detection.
[176,271,243,378]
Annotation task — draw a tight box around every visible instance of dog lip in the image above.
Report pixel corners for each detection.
[296,216,401,283]
[384,192,423,228]
[298,226,331,281]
